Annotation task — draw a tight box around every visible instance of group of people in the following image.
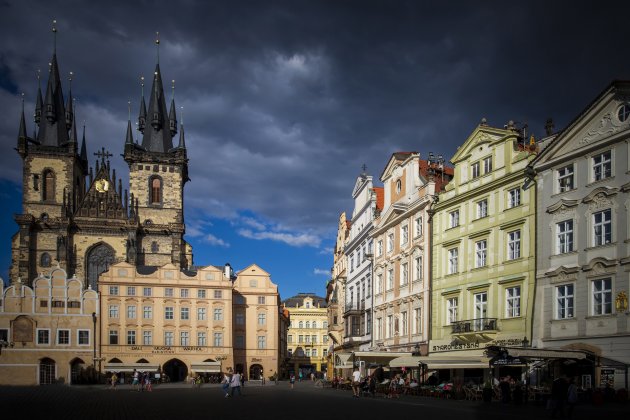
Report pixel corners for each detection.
[129,369,153,392]
[221,372,244,397]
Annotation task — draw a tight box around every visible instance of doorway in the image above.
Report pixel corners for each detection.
[162,359,188,382]
[40,358,56,385]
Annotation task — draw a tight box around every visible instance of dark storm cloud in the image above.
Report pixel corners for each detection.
[1,0,630,246]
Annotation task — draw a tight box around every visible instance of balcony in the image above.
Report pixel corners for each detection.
[451,318,498,334]
[344,300,365,315]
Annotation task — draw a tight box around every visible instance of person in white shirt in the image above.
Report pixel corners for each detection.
[230,372,242,396]
[352,368,361,398]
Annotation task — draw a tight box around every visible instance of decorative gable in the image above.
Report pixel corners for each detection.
[75,161,128,220]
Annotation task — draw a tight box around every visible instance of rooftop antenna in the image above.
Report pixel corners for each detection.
[52,19,57,53]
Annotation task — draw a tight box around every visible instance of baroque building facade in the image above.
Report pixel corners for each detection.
[283,293,328,376]
[429,121,537,378]
[531,81,630,389]
[372,153,451,356]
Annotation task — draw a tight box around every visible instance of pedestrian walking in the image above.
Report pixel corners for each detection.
[132,369,140,391]
[145,374,152,392]
[290,374,295,389]
[351,367,361,398]
[222,372,231,397]
[110,372,118,390]
[230,372,242,396]
[566,377,578,419]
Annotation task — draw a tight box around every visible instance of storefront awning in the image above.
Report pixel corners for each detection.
[353,351,411,359]
[389,355,424,368]
[104,363,160,373]
[420,356,490,370]
[191,362,221,373]
[334,353,353,369]
[504,348,586,360]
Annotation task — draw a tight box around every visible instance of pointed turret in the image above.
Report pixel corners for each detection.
[178,123,186,149]
[68,110,78,146]
[18,99,27,141]
[169,97,177,137]
[141,64,173,152]
[34,75,43,126]
[80,124,88,165]
[125,119,134,145]
[138,76,146,133]
[65,75,73,130]
[37,54,69,147]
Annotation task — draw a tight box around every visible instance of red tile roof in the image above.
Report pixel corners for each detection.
[372,187,384,210]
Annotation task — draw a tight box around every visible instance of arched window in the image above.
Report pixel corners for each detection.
[298,321,303,328]
[306,321,310,329]
[312,321,317,329]
[43,170,55,202]
[150,177,161,204]
[40,253,51,267]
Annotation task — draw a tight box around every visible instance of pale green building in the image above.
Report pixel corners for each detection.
[428,121,537,381]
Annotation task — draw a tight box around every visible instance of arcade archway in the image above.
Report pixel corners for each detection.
[162,359,188,382]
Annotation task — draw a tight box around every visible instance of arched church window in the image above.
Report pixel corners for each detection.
[43,170,55,202]
[40,253,51,267]
[150,177,161,204]
[86,243,114,291]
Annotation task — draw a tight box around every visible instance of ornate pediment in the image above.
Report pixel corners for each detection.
[579,102,630,145]
[546,199,579,214]
[75,163,128,220]
[582,187,619,212]
[582,257,618,276]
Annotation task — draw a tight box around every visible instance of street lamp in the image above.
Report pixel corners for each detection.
[0,339,14,355]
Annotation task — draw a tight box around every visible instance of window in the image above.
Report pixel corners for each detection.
[258,313,267,325]
[127,330,136,345]
[401,225,409,246]
[127,305,136,319]
[387,315,393,338]
[127,286,136,296]
[40,253,51,267]
[350,255,354,272]
[305,349,311,357]
[143,331,152,345]
[557,220,574,254]
[376,317,382,340]
[508,188,521,208]
[312,321,317,328]
[387,268,394,290]
[109,330,118,345]
[387,233,394,252]
[143,306,152,319]
[366,312,371,334]
[377,240,383,257]
[305,321,311,329]
[401,311,408,335]
[508,231,521,260]
[180,307,190,320]
[475,240,487,268]
[401,263,408,286]
[449,210,459,228]
[235,335,244,348]
[477,199,488,218]
[164,288,174,297]
[197,289,206,299]
[150,176,161,204]
[257,335,266,349]
[483,156,492,174]
[593,209,612,246]
[471,161,480,178]
[448,248,458,274]
[298,335,304,343]
[474,292,488,330]
[415,256,423,281]
[236,313,245,325]
[180,289,189,298]
[592,278,612,315]
[376,274,382,294]
[593,151,612,181]
[288,335,293,344]
[109,305,119,318]
[556,284,574,319]
[618,104,630,122]
[180,331,189,346]
[415,216,423,237]
[57,330,69,345]
[414,308,422,334]
[143,287,152,297]
[37,329,50,345]
[312,349,318,357]
[165,307,174,320]
[258,296,266,305]
[164,331,174,346]
[367,276,372,297]
[43,170,55,201]
[396,179,402,193]
[447,298,458,324]
[197,332,206,346]
[311,335,317,344]
[212,308,223,321]
[109,286,119,296]
[214,290,222,299]
[323,349,328,357]
[197,307,207,321]
[558,164,574,192]
[323,321,328,328]
[506,286,521,318]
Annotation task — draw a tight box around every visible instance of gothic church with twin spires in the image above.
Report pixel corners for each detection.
[12,44,192,290]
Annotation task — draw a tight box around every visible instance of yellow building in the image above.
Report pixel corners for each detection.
[0,267,98,385]
[284,293,329,377]
[430,120,537,380]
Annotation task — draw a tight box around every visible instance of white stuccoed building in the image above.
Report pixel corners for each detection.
[532,81,630,390]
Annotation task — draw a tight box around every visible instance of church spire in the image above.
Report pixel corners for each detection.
[178,105,185,149]
[65,72,73,130]
[18,93,27,140]
[34,69,43,126]
[125,101,134,145]
[138,76,146,133]
[68,99,78,146]
[80,122,88,166]
[168,79,177,137]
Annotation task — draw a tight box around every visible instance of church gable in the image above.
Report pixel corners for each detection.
[75,153,128,220]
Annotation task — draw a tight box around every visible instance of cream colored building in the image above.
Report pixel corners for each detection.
[98,262,282,382]
[0,267,99,385]
[372,153,451,356]
[284,293,329,376]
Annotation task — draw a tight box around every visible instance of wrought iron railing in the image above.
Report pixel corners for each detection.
[451,317,498,334]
